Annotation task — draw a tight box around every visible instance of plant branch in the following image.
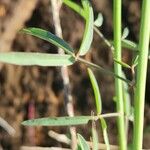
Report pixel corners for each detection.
[113,0,127,149]
[48,130,119,150]
[51,1,77,149]
[0,117,15,135]
[94,26,114,53]
[133,0,150,149]
[77,57,131,85]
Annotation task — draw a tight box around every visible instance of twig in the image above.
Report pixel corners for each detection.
[77,57,132,85]
[87,142,118,150]
[21,146,71,150]
[99,112,121,118]
[50,1,76,149]
[48,130,71,145]
[0,117,15,135]
[94,26,114,53]
[48,130,119,150]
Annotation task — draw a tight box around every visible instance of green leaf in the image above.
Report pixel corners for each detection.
[122,72,131,118]
[88,68,102,114]
[114,58,131,69]
[79,0,94,56]
[22,116,93,126]
[78,134,90,150]
[121,39,138,51]
[62,0,85,18]
[100,118,110,150]
[128,107,134,122]
[21,28,74,55]
[94,13,103,27]
[132,55,139,67]
[0,52,75,66]
[122,27,129,39]
[92,122,98,150]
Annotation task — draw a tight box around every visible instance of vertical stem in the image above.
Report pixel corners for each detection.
[51,1,77,149]
[133,0,150,149]
[113,0,127,149]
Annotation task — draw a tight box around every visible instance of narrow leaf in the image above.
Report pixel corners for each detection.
[129,107,134,122]
[100,118,110,150]
[88,68,102,114]
[21,28,74,55]
[0,52,75,66]
[79,0,94,56]
[132,55,139,67]
[121,39,138,51]
[22,116,92,126]
[114,58,131,69]
[122,72,131,118]
[94,13,103,27]
[62,0,85,18]
[122,27,129,39]
[78,134,90,150]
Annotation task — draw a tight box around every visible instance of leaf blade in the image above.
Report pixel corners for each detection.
[94,13,103,27]
[78,134,90,150]
[0,52,75,66]
[21,28,74,55]
[122,27,129,39]
[79,0,94,56]
[22,116,92,126]
[121,39,138,51]
[88,68,102,114]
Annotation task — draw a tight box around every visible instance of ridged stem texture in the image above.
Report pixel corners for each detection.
[133,0,150,149]
[113,0,127,149]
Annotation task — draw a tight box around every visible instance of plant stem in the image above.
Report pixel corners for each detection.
[133,0,150,149]
[77,57,131,85]
[113,0,127,149]
[94,26,114,53]
[51,1,77,149]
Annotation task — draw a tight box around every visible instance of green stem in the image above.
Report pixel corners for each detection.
[77,57,131,84]
[113,0,127,149]
[133,0,150,149]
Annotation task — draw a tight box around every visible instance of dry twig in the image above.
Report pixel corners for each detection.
[50,1,77,149]
[48,130,119,150]
[0,117,15,135]
[21,146,71,150]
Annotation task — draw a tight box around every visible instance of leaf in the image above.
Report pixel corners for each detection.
[132,55,139,67]
[78,134,90,150]
[79,0,94,56]
[122,27,129,39]
[100,118,110,150]
[92,122,98,150]
[114,58,131,69]
[21,28,74,55]
[22,116,93,126]
[94,13,103,27]
[0,52,75,66]
[128,107,134,122]
[121,39,138,51]
[122,72,131,118]
[88,68,102,114]
[62,0,85,18]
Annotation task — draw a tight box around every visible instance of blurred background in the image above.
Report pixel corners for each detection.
[0,0,150,149]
